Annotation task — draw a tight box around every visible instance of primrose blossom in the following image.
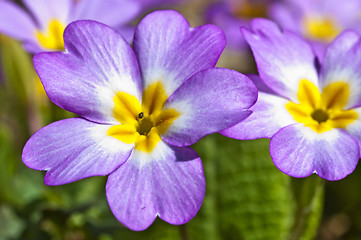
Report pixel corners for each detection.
[269,0,361,60]
[0,0,140,53]
[22,11,257,230]
[222,18,361,181]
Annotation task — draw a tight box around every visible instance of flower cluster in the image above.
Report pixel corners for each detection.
[0,0,361,233]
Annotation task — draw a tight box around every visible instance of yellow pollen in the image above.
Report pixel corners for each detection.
[35,19,65,51]
[303,16,340,42]
[107,82,180,152]
[286,79,358,133]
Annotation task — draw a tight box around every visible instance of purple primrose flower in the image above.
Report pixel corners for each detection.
[206,0,276,51]
[222,18,361,181]
[269,0,361,60]
[22,10,257,230]
[0,0,140,53]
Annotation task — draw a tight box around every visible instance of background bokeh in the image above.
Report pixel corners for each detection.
[1,0,361,239]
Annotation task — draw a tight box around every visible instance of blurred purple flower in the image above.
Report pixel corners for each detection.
[135,0,186,11]
[206,0,276,51]
[223,18,361,181]
[269,0,361,60]
[0,0,141,53]
[22,10,257,230]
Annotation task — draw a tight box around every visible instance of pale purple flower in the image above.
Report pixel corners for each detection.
[222,18,361,181]
[269,0,361,60]
[22,10,257,230]
[206,0,276,51]
[0,0,140,53]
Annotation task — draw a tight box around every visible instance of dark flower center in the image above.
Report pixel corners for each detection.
[311,109,329,123]
[137,117,154,136]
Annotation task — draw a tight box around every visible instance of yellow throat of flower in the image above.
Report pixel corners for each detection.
[107,82,180,152]
[286,79,357,133]
[35,19,65,51]
[303,16,340,42]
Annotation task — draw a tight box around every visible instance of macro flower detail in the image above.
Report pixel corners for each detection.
[302,16,339,42]
[222,18,361,181]
[35,19,66,51]
[285,79,357,133]
[107,82,180,152]
[22,10,257,230]
[0,0,140,52]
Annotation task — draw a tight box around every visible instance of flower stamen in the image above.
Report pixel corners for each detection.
[108,82,180,152]
[311,109,329,123]
[137,117,154,136]
[286,79,357,133]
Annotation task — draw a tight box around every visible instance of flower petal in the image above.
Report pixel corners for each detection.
[22,118,134,185]
[70,0,140,27]
[221,91,295,139]
[345,107,361,156]
[268,2,300,33]
[206,2,249,50]
[116,26,136,44]
[106,141,205,231]
[23,41,43,53]
[320,31,361,109]
[246,74,277,95]
[23,0,72,29]
[270,124,359,181]
[33,20,142,124]
[133,10,226,96]
[0,1,37,42]
[328,0,361,28]
[162,68,257,146]
[243,18,318,101]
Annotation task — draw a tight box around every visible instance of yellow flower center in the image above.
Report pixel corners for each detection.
[303,16,340,42]
[35,19,65,51]
[107,82,180,152]
[231,0,268,19]
[286,79,358,133]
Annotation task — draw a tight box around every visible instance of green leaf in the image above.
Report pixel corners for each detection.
[0,36,37,136]
[289,176,324,240]
[189,134,323,240]
[0,205,25,239]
